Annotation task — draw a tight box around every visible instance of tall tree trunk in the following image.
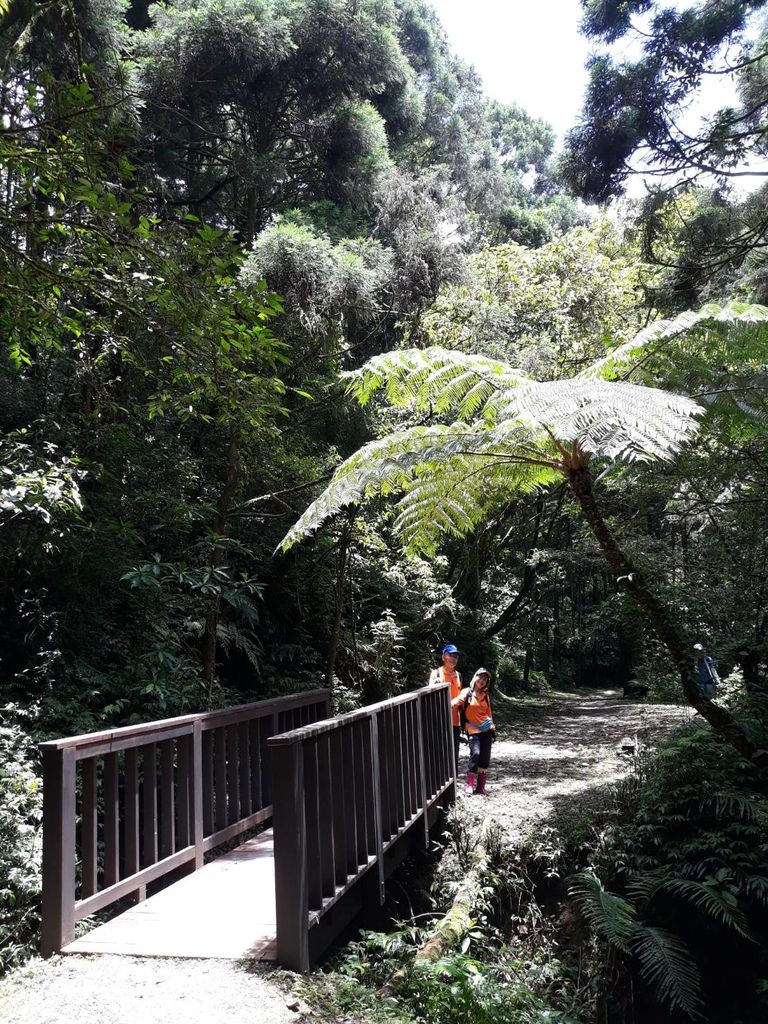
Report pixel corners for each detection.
[567,461,767,772]
[201,430,240,699]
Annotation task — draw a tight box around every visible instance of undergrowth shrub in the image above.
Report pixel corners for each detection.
[0,709,43,973]
[562,717,768,1023]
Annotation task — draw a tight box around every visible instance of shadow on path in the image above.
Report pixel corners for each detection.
[458,689,691,842]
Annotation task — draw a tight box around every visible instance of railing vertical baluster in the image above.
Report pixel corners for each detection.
[177,733,191,849]
[124,748,142,893]
[362,718,376,859]
[318,735,336,898]
[202,730,214,837]
[159,739,175,859]
[353,719,369,865]
[271,738,309,973]
[80,757,97,898]
[227,724,240,826]
[442,684,455,791]
[239,721,251,818]
[369,713,385,905]
[103,752,119,887]
[415,695,429,847]
[249,718,262,811]
[214,728,227,831]
[400,704,410,818]
[406,701,417,816]
[41,746,76,957]
[341,725,357,873]
[388,708,399,834]
[143,743,158,867]
[192,721,204,869]
[303,737,323,911]
[330,728,347,886]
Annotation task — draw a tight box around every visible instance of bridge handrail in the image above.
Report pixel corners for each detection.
[40,688,330,957]
[269,683,455,971]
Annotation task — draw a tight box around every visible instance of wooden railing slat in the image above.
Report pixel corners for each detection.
[142,743,158,868]
[159,740,175,860]
[80,758,97,899]
[214,729,227,832]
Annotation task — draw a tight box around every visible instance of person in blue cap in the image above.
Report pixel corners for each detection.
[694,642,720,699]
[429,643,463,770]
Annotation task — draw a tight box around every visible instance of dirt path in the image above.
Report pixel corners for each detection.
[462,689,691,841]
[0,691,690,1023]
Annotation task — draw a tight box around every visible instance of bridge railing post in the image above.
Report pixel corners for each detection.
[40,745,76,957]
[270,737,309,972]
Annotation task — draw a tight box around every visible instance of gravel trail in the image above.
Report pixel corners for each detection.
[463,689,691,840]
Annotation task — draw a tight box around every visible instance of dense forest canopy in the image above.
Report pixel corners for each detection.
[1,1,768,1018]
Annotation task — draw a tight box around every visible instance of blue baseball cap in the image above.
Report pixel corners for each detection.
[442,644,459,655]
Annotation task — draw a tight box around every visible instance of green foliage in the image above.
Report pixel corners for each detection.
[302,929,581,1024]
[282,345,701,555]
[564,1,768,203]
[0,713,42,973]
[564,720,768,1021]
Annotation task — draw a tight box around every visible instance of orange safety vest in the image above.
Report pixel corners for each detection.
[461,688,493,735]
[432,666,463,727]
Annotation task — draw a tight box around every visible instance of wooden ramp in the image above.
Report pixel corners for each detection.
[63,830,277,960]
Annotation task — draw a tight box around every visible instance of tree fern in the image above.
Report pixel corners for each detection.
[281,349,701,554]
[280,337,766,770]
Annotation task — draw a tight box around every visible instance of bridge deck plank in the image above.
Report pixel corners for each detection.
[62,830,277,961]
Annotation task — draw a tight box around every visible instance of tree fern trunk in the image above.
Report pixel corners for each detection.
[567,463,766,772]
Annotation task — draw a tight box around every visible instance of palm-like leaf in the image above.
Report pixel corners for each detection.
[281,348,702,554]
[584,301,768,380]
[584,301,768,436]
[630,926,704,1018]
[568,871,637,951]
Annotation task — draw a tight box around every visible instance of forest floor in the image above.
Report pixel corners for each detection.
[0,689,689,1024]
[460,687,691,841]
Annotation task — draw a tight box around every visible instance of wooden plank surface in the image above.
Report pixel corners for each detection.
[63,831,278,961]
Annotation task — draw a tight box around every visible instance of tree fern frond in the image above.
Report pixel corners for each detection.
[568,871,637,952]
[346,347,528,419]
[584,301,768,380]
[493,379,702,461]
[281,349,702,552]
[653,877,752,939]
[630,926,704,1018]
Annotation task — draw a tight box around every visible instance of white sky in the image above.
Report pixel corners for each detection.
[428,0,592,139]
[428,0,768,192]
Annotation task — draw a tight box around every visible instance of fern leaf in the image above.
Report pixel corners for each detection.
[630,926,704,1018]
[654,877,752,939]
[568,871,637,951]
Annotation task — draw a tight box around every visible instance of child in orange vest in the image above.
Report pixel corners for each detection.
[429,643,463,771]
[453,668,495,795]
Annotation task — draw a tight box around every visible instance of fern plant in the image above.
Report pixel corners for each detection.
[280,315,768,772]
[569,871,704,1018]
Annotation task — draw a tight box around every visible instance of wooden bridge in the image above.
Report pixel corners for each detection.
[40,684,455,971]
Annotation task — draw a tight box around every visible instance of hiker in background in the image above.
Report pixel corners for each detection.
[429,643,463,771]
[454,667,495,795]
[694,643,720,700]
